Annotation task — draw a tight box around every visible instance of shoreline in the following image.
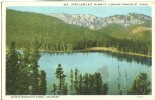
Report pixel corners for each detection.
[19,47,151,58]
[38,47,151,58]
[84,47,151,58]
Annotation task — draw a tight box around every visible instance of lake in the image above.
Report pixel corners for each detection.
[38,51,152,95]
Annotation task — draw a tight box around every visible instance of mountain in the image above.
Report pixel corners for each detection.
[47,13,151,30]
[6,9,152,56]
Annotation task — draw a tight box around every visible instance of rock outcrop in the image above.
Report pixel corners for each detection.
[48,13,151,30]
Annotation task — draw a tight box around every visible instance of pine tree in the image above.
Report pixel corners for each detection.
[29,38,41,95]
[78,74,83,94]
[128,73,151,95]
[88,74,95,94]
[70,69,74,94]
[6,42,19,94]
[61,74,67,95]
[39,70,47,95]
[74,67,79,94]
[16,51,31,94]
[55,64,63,94]
[94,72,103,94]
[67,43,73,52]
[62,83,68,95]
[101,82,109,95]
[83,73,89,95]
[55,64,67,95]
[51,84,57,95]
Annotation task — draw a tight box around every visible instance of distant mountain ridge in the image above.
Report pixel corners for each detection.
[47,13,151,30]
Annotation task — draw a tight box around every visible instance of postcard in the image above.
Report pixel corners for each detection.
[1,1,155,100]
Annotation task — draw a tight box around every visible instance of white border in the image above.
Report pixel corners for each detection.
[1,1,155,100]
[0,2,2,100]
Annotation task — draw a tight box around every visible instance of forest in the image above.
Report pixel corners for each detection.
[6,9,152,56]
[6,41,151,95]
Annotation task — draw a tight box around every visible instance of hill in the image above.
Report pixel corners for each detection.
[6,9,152,56]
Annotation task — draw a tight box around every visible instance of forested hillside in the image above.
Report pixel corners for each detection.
[6,9,152,56]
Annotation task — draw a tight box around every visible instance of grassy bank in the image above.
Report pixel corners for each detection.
[85,47,151,57]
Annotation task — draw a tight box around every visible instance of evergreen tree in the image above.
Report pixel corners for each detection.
[94,72,103,94]
[6,42,19,94]
[55,64,67,95]
[78,74,83,95]
[51,84,57,95]
[39,70,47,95]
[55,64,63,94]
[70,69,74,94]
[6,40,46,95]
[128,73,151,95]
[101,82,109,95]
[16,51,31,94]
[88,74,95,94]
[61,74,67,95]
[83,73,89,94]
[74,67,79,94]
[67,43,73,52]
[29,38,41,94]
[62,83,68,95]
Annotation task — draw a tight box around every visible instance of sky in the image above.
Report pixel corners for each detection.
[7,6,151,18]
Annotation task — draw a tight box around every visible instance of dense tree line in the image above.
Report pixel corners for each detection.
[51,64,151,95]
[52,65,109,95]
[6,41,47,95]
[7,9,151,56]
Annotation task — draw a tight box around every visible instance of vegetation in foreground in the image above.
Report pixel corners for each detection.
[6,40,46,95]
[6,41,151,95]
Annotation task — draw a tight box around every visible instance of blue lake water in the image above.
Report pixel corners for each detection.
[38,52,151,95]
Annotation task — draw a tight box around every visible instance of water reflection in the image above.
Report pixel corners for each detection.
[103,51,152,66]
[97,65,109,80]
[40,51,152,66]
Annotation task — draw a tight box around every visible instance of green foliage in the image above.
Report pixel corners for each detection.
[51,84,57,95]
[78,74,83,95]
[128,73,151,95]
[53,66,109,95]
[39,70,47,95]
[70,68,109,95]
[6,41,19,94]
[6,9,96,51]
[16,51,31,94]
[74,67,79,94]
[62,83,68,95]
[93,72,103,94]
[55,64,67,95]
[70,69,74,94]
[6,9,151,56]
[102,82,109,95]
[83,73,89,94]
[83,72,109,95]
[29,38,41,94]
[6,41,47,95]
